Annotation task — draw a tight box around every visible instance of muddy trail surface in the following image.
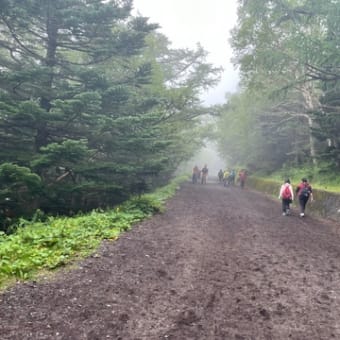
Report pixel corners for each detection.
[1,182,340,340]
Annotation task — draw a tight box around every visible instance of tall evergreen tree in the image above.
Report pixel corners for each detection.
[0,1,221,220]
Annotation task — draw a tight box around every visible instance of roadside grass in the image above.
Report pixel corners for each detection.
[0,175,188,290]
[263,167,340,193]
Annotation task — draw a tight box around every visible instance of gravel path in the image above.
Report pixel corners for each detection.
[1,182,340,339]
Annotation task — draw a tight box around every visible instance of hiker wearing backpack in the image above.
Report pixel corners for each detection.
[201,164,208,184]
[296,178,313,217]
[192,165,200,184]
[279,179,294,216]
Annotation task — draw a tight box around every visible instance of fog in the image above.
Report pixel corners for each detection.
[177,142,226,181]
[132,0,239,106]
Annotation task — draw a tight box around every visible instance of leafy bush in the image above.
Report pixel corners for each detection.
[0,163,42,231]
[267,163,340,192]
[0,176,187,288]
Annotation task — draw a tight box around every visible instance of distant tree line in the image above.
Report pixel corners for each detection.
[217,0,340,174]
[0,0,221,229]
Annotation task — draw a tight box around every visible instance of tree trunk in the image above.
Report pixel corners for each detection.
[36,1,58,151]
[300,84,320,166]
[42,0,58,111]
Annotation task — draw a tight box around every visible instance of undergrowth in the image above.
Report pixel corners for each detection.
[0,175,187,289]
[262,165,340,193]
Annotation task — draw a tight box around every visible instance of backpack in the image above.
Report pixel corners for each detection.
[281,184,292,199]
[300,185,310,197]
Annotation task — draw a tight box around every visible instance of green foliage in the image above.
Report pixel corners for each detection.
[0,164,42,230]
[311,90,340,169]
[216,93,260,167]
[216,91,301,172]
[0,176,187,288]
[0,163,41,192]
[217,0,340,174]
[0,1,219,218]
[269,163,340,193]
[120,196,163,216]
[31,140,90,169]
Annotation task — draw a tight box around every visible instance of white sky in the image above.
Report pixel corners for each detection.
[132,0,240,105]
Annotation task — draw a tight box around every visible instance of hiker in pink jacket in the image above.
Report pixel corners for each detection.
[279,179,294,216]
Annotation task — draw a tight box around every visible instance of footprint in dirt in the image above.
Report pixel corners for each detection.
[259,307,271,320]
[175,309,200,325]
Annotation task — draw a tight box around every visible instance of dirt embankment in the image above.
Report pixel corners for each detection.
[1,182,340,339]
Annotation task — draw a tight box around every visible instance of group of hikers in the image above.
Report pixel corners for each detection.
[279,178,314,217]
[192,164,209,184]
[218,168,248,188]
[192,165,248,188]
[193,164,313,217]
[193,164,314,218]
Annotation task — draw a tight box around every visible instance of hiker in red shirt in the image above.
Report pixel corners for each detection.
[238,169,247,188]
[279,179,294,216]
[192,165,200,184]
[296,178,314,217]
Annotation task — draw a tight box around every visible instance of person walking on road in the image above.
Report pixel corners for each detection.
[238,169,247,188]
[223,168,230,187]
[192,165,200,184]
[218,169,223,183]
[279,179,294,216]
[229,169,236,185]
[201,164,208,184]
[296,178,313,217]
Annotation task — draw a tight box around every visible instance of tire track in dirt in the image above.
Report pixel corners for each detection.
[1,182,340,339]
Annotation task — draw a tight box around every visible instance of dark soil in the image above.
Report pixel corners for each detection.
[1,182,340,340]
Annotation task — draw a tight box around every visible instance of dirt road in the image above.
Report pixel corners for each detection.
[1,182,340,339]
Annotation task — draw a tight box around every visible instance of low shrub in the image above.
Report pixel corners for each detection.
[0,175,188,289]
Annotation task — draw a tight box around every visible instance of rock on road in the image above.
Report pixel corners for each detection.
[1,182,340,340]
